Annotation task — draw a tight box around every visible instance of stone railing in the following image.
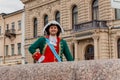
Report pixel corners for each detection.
[0,59,120,80]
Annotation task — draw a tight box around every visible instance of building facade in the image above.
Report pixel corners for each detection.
[0,9,25,65]
[21,0,120,63]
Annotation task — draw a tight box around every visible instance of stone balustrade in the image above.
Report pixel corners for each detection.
[0,59,120,80]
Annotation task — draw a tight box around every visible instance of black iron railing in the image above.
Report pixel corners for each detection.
[74,20,108,32]
[5,29,16,38]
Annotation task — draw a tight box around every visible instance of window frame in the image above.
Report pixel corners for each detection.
[6,24,9,30]
[92,0,99,20]
[11,44,14,56]
[5,45,9,56]
[33,18,38,38]
[44,15,48,26]
[115,9,120,20]
[85,45,94,60]
[17,43,21,55]
[0,26,1,35]
[18,20,21,30]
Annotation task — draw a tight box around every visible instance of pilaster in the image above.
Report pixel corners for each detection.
[92,35,99,59]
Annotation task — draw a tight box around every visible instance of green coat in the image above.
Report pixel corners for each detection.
[29,36,74,61]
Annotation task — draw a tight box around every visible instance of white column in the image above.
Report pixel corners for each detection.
[93,35,99,59]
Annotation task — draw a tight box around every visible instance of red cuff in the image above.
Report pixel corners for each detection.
[32,52,41,61]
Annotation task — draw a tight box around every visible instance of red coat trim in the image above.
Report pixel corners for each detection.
[42,36,60,63]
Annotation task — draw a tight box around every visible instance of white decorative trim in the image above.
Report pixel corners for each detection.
[43,21,64,34]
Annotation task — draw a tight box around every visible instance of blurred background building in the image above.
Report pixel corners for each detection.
[0,9,25,65]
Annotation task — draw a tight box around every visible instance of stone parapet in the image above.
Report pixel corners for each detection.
[0,59,120,80]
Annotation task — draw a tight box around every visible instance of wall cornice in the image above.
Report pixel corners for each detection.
[25,0,59,10]
[20,0,35,4]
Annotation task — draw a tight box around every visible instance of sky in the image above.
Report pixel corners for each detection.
[0,0,24,13]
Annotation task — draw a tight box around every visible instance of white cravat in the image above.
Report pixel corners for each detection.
[49,35,57,46]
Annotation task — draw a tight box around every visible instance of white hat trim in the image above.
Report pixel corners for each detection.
[43,21,64,34]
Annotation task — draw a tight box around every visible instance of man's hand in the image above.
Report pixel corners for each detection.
[37,55,45,63]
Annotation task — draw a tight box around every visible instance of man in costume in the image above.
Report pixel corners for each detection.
[29,21,74,63]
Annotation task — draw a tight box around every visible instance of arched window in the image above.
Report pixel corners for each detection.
[55,11,60,23]
[85,45,94,60]
[33,18,37,38]
[72,5,78,29]
[44,15,48,26]
[92,0,99,20]
[117,39,120,58]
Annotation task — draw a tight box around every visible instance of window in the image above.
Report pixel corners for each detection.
[92,0,99,20]
[18,20,21,30]
[44,15,48,26]
[72,5,78,29]
[55,11,60,23]
[85,45,94,60]
[0,26,1,35]
[11,44,14,56]
[33,18,38,38]
[115,9,120,20]
[17,43,21,55]
[117,39,120,58]
[11,22,15,29]
[5,45,8,56]
[11,22,15,33]
[6,24,9,30]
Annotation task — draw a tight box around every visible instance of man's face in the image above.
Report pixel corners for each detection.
[49,25,58,36]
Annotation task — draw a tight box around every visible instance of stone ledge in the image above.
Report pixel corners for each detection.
[0,59,120,80]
